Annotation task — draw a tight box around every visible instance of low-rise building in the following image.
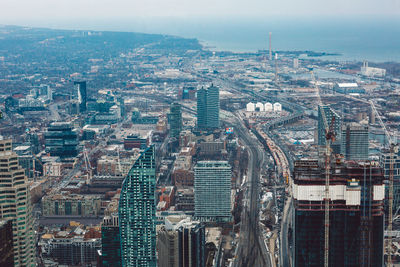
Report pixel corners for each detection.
[42,192,101,217]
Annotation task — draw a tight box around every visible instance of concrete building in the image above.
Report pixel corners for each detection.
[119,145,157,267]
[341,123,369,160]
[0,220,14,266]
[292,159,384,266]
[194,161,231,222]
[197,85,220,130]
[42,192,101,217]
[0,138,35,266]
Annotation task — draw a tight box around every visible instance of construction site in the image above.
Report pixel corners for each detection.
[293,157,385,266]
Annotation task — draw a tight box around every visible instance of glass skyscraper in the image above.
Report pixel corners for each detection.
[197,85,220,130]
[318,105,342,153]
[119,145,157,267]
[340,123,369,160]
[168,102,182,138]
[194,161,231,222]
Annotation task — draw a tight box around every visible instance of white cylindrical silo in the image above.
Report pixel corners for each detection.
[256,102,264,112]
[264,102,273,112]
[273,102,282,112]
[246,102,255,112]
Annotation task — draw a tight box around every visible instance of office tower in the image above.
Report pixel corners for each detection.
[0,220,14,266]
[119,145,157,267]
[293,158,384,266]
[74,81,87,112]
[177,222,205,267]
[194,161,231,222]
[318,105,342,154]
[0,138,35,266]
[157,217,205,267]
[380,151,400,216]
[101,214,121,267]
[197,85,220,130]
[157,227,179,267]
[341,123,369,160]
[45,122,78,158]
[168,103,182,138]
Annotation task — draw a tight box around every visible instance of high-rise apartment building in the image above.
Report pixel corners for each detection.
[0,138,35,266]
[197,85,219,130]
[318,105,342,154]
[74,81,87,112]
[101,214,121,267]
[194,161,231,222]
[0,220,14,266]
[45,122,78,158]
[341,123,369,160]
[119,145,157,267]
[168,102,182,138]
[292,158,384,266]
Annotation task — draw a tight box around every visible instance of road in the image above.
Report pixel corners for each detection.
[232,114,272,267]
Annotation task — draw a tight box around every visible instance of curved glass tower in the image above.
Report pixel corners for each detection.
[119,145,157,267]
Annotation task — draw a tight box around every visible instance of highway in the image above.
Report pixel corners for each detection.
[232,113,271,267]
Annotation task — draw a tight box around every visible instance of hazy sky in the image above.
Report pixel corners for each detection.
[1,0,400,23]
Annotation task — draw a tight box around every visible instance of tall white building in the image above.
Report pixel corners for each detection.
[194,161,231,222]
[0,138,35,266]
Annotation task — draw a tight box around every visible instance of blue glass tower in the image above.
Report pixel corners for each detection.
[119,145,157,267]
[197,85,219,130]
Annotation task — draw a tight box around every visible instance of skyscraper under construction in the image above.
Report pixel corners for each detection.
[292,157,384,266]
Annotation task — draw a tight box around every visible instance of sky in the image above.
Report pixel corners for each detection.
[1,0,400,24]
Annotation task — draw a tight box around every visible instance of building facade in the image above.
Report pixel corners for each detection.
[42,192,101,217]
[197,85,220,130]
[119,145,157,267]
[292,158,384,266]
[194,161,231,222]
[45,122,78,158]
[0,220,14,266]
[0,139,35,266]
[101,214,121,267]
[341,123,369,160]
[157,218,205,267]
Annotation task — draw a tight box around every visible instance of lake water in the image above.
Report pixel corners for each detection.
[15,16,400,63]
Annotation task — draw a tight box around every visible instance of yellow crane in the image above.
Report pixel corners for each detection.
[311,70,335,267]
[370,100,398,266]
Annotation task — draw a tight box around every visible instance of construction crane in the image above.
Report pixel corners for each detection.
[370,100,398,267]
[311,70,335,267]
